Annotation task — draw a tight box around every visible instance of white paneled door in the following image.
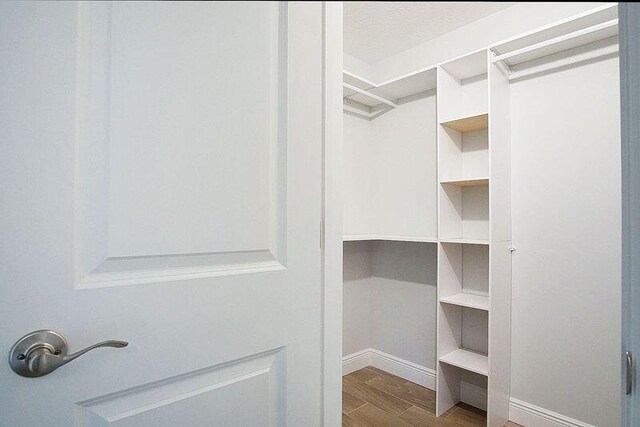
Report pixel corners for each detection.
[0,2,325,426]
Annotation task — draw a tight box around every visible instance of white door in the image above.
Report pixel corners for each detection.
[0,2,325,426]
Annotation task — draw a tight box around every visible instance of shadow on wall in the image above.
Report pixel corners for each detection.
[342,240,438,367]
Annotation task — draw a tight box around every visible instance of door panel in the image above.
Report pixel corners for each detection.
[0,2,323,426]
[77,348,284,427]
[106,2,278,258]
[75,2,286,288]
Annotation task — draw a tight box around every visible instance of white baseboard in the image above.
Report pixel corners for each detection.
[509,398,594,427]
[342,348,436,390]
[342,349,372,376]
[344,350,592,427]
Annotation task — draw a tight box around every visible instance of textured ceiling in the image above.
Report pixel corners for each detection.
[344,2,515,63]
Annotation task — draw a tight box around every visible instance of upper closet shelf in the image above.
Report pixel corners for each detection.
[440,49,487,81]
[490,4,618,77]
[343,68,436,120]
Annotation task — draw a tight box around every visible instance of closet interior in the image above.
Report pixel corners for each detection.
[342,3,619,427]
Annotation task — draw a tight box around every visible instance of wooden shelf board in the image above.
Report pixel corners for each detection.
[344,234,438,243]
[440,177,489,187]
[439,238,489,246]
[440,113,488,133]
[440,293,489,311]
[439,348,488,376]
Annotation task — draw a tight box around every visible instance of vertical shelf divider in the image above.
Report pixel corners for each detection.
[486,49,512,427]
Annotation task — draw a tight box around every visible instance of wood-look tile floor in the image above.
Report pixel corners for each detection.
[342,367,523,427]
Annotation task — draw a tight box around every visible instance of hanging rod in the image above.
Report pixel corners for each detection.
[343,83,399,109]
[492,18,618,65]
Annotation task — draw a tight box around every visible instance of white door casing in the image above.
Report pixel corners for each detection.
[621,3,640,425]
[0,2,324,426]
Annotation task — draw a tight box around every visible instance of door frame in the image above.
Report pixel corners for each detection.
[620,2,640,425]
[321,2,344,426]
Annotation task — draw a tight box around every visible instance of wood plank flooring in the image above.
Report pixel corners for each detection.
[342,367,523,427]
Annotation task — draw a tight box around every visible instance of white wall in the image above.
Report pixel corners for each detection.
[343,241,373,356]
[343,113,373,235]
[510,49,621,426]
[343,241,438,369]
[343,93,438,238]
[372,94,438,239]
[343,91,439,369]
[344,53,373,81]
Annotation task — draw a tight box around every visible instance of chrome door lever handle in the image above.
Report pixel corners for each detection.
[627,351,633,395]
[9,330,128,377]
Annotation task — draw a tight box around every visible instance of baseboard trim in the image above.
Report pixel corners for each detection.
[344,350,594,426]
[342,348,436,390]
[509,398,594,427]
[342,349,372,376]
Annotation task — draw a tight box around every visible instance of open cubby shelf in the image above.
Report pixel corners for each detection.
[438,117,489,184]
[439,183,490,243]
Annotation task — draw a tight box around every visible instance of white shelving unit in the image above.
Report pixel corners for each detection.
[435,48,512,426]
[432,7,618,425]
